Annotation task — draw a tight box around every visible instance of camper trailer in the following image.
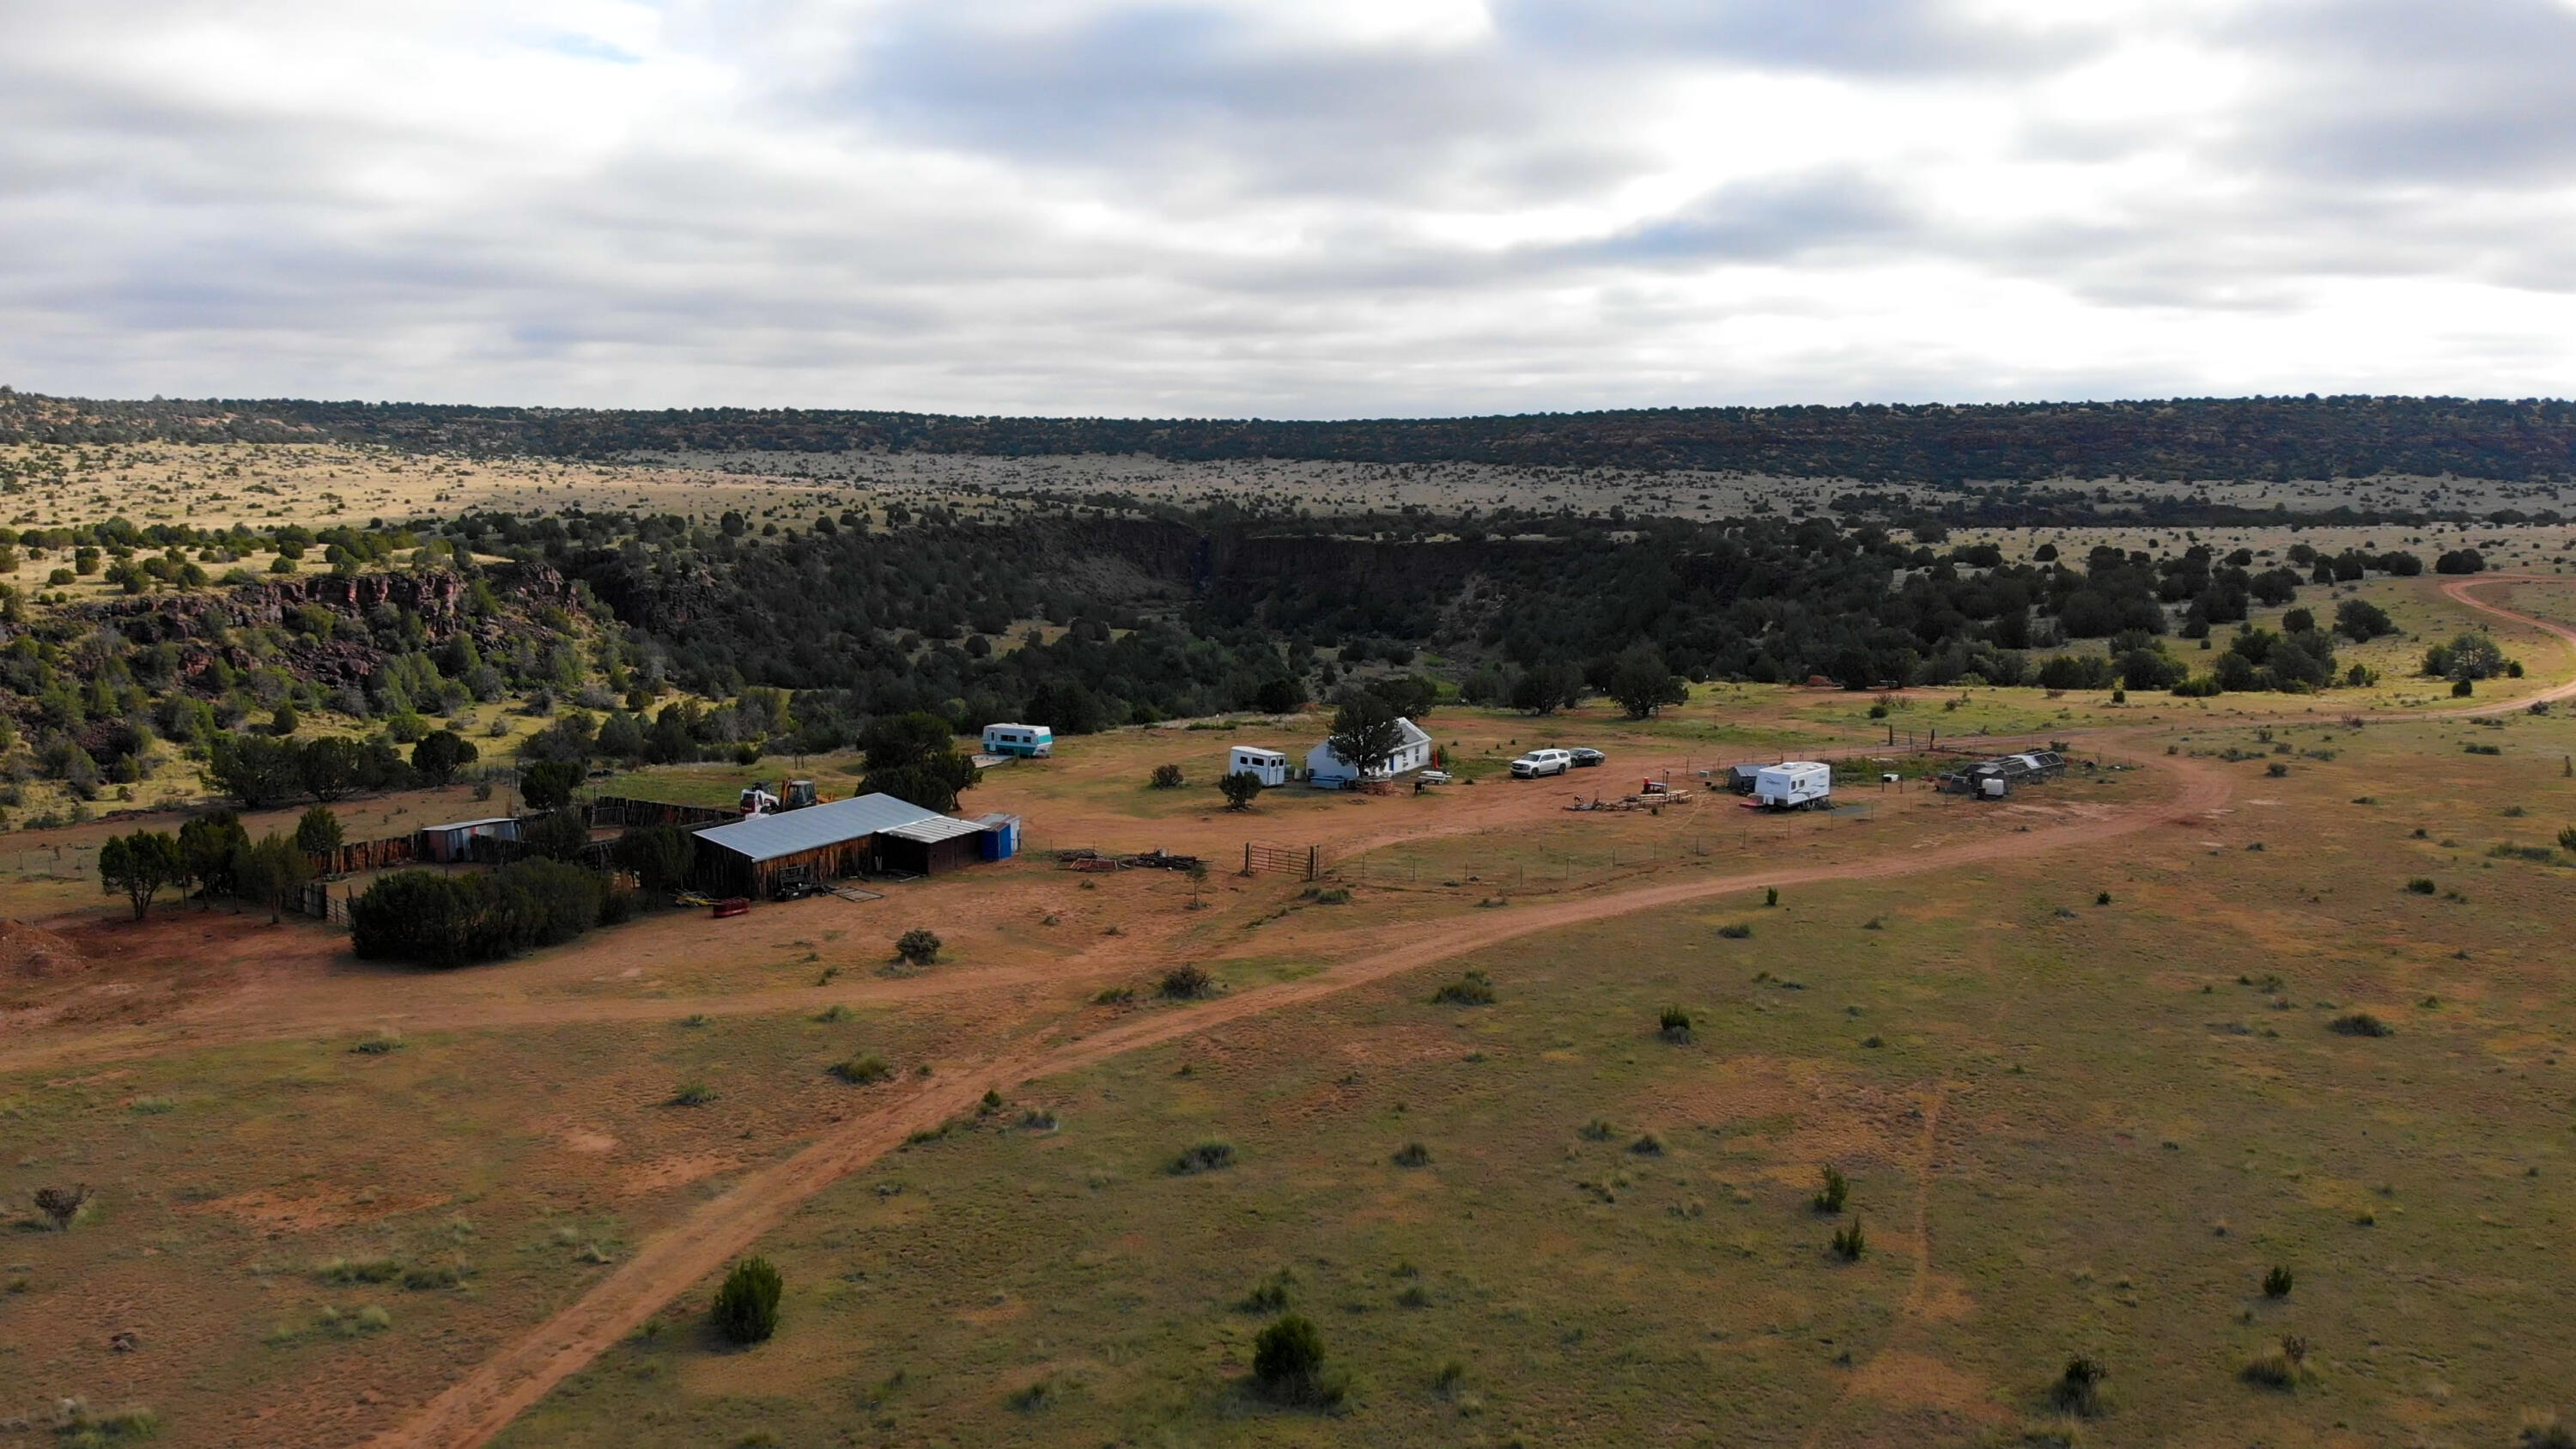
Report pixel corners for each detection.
[981,723,1054,758]
[1227,746,1290,788]
[1753,761,1833,810]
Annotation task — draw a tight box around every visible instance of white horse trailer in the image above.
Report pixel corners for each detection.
[1227,746,1289,788]
[1753,761,1833,810]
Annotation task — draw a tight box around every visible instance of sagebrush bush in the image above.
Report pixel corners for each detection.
[1392,1142,1431,1167]
[713,1256,784,1345]
[1150,763,1185,788]
[2262,1264,2293,1298]
[2048,1355,2107,1417]
[671,1081,717,1106]
[1831,1219,1867,1260]
[1716,922,1753,940]
[1431,969,1495,1006]
[829,1054,892,1085]
[2330,1013,2392,1038]
[1170,1139,1236,1174]
[1659,1006,1693,1042]
[894,928,941,965]
[2240,1335,2309,1390]
[1161,964,1213,999]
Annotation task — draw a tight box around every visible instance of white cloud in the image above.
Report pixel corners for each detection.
[2,0,2573,414]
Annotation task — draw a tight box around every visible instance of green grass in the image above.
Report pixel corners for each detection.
[495,709,2576,1448]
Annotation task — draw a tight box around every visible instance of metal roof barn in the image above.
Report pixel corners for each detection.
[693,795,941,864]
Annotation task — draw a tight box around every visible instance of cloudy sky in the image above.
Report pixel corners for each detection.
[5,0,2575,416]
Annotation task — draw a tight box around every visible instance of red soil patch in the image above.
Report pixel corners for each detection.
[0,917,86,977]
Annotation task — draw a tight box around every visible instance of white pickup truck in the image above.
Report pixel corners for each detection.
[1510,748,1575,778]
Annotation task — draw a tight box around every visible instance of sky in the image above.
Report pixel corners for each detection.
[5,0,2576,417]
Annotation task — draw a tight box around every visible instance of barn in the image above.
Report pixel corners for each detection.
[416,816,519,863]
[690,793,943,898]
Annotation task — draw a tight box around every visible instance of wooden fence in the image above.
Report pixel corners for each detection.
[586,795,737,830]
[307,834,417,879]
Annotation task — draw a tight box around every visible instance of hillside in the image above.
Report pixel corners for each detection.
[7,388,2576,484]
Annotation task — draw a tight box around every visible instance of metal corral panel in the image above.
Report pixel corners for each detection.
[694,794,939,864]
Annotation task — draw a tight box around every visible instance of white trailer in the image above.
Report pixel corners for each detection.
[1753,761,1833,810]
[1227,746,1289,788]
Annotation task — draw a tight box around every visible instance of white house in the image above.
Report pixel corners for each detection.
[1227,746,1290,788]
[1303,717,1434,788]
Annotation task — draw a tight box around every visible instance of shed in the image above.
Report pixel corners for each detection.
[690,793,940,898]
[1303,717,1434,788]
[972,813,1022,861]
[416,816,519,864]
[1227,746,1289,788]
[1725,764,1765,795]
[876,814,990,876]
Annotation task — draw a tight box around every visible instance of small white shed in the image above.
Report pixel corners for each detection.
[1304,717,1434,788]
[1227,746,1290,788]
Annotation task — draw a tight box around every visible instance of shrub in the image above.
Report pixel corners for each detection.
[712,1257,783,1345]
[1161,964,1213,999]
[1239,1269,1292,1312]
[2048,1355,2108,1417]
[350,860,608,965]
[1658,1005,1693,1043]
[1150,763,1185,788]
[1251,1313,1340,1404]
[2095,891,2111,905]
[33,1184,90,1230]
[894,928,941,965]
[1170,1140,1236,1174]
[2262,1264,2293,1298]
[2405,878,2436,894]
[1218,770,1264,810]
[2561,825,2576,853]
[671,1081,717,1106]
[1392,1142,1431,1167]
[2330,1013,2392,1038]
[1814,1165,1849,1214]
[829,1055,892,1085]
[2241,1334,2311,1390]
[1630,1132,1664,1157]
[2524,1416,2576,1449]
[1578,1117,1615,1142]
[1765,886,1780,907]
[1430,969,1494,1006]
[1831,1219,1867,1260]
[1716,922,1753,939]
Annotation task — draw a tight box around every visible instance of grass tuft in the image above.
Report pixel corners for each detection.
[670,1081,717,1107]
[829,1054,892,1085]
[1431,969,1496,1006]
[1170,1139,1236,1175]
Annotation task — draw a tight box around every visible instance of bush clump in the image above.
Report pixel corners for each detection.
[713,1256,784,1345]
[2048,1355,2108,1416]
[2330,1013,2392,1038]
[1250,1313,1343,1406]
[1716,922,1753,940]
[1150,763,1185,788]
[2241,1334,2312,1391]
[2262,1264,2293,1299]
[894,928,941,966]
[1830,1219,1867,1260]
[350,859,610,966]
[1161,964,1213,999]
[1658,1006,1694,1043]
[829,1054,893,1085]
[1170,1139,1236,1174]
[1814,1165,1849,1214]
[1430,969,1495,1006]
[2404,878,2437,895]
[1392,1141,1431,1167]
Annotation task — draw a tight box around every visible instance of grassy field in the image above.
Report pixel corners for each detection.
[487,714,2576,1449]
[5,570,2576,1447]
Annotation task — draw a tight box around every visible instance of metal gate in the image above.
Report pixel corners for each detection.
[1242,842,1324,880]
